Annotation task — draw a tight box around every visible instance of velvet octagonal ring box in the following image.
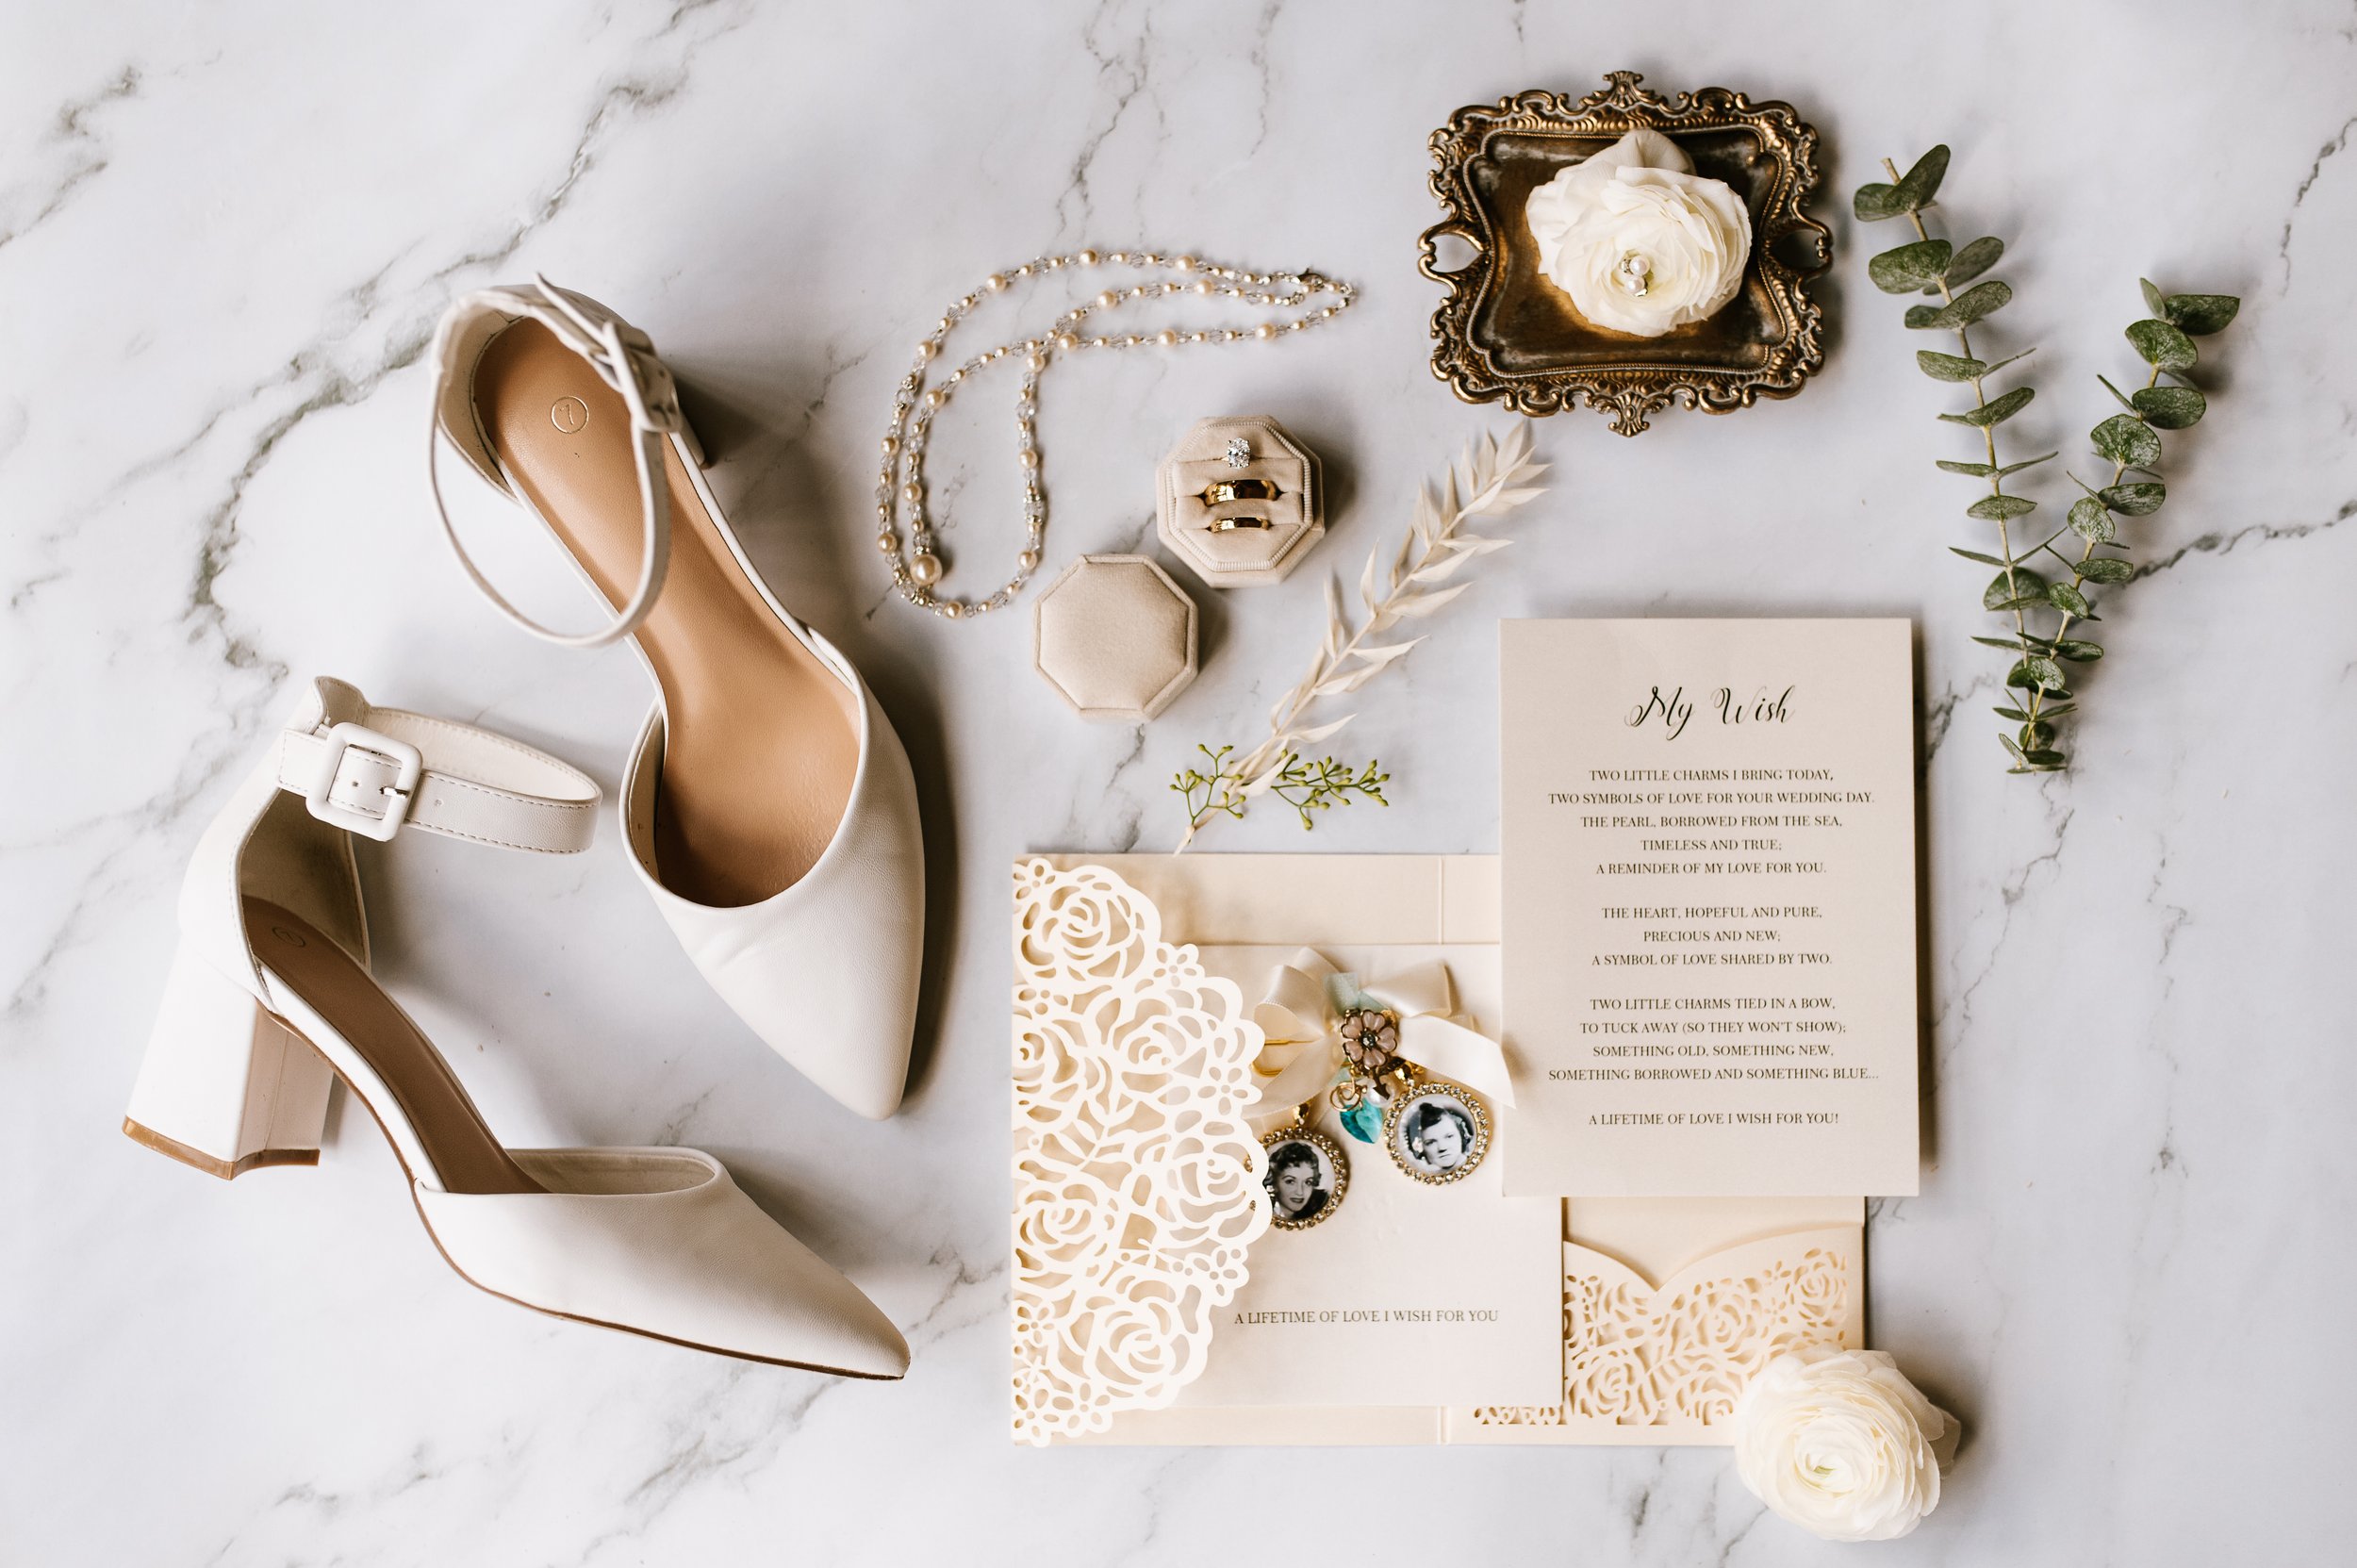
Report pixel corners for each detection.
[1155,415,1325,588]
[1032,553,1199,722]
[1420,71,1832,436]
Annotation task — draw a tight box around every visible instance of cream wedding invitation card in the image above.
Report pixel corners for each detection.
[1016,855,1868,1446]
[1176,943,1563,1411]
[1499,620,1920,1197]
[1015,854,1868,1448]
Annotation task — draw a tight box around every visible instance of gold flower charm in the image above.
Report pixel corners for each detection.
[1335,1006,1401,1077]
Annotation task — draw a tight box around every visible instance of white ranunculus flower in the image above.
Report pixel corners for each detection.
[1730,1345,1959,1543]
[1524,127,1754,337]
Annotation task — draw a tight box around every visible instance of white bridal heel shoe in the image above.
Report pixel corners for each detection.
[124,677,909,1377]
[427,278,924,1120]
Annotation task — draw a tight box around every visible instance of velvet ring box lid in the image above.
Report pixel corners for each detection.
[1155,415,1324,587]
[1032,553,1198,722]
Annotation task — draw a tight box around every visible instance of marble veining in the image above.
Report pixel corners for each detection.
[5,1,2355,1562]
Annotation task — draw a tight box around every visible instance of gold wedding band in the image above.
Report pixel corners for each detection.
[1207,516,1274,532]
[1198,477,1282,505]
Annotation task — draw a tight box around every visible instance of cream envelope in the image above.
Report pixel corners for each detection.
[1014,854,1866,1447]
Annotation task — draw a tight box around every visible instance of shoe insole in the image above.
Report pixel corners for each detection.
[248,899,541,1196]
[472,321,860,909]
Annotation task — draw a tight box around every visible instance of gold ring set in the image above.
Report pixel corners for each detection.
[1199,476,1283,532]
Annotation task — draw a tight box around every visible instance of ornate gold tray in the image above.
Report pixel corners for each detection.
[1420,72,1830,436]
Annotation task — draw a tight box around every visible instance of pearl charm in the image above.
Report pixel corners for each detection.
[875,249,1355,619]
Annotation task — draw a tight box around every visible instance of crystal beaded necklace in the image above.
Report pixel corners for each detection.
[874,248,1355,619]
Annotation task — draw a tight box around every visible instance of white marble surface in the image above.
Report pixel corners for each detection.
[6,1,2354,1560]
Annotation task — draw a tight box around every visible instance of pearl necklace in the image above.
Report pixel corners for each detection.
[874,248,1355,619]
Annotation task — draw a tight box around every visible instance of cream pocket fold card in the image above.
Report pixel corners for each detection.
[1500,619,1920,1197]
[1012,854,1865,1447]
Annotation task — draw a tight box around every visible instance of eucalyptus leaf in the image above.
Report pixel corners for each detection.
[1946,236,2004,287]
[2162,292,2240,335]
[1913,280,2012,331]
[1854,182,1904,222]
[1871,239,1954,293]
[2068,496,2118,542]
[1940,385,2034,427]
[1985,567,2051,611]
[2132,385,2207,429]
[2007,656,2068,692]
[1895,144,1950,209]
[1918,351,1987,382]
[2046,581,2092,618]
[2125,319,2198,371]
[1866,148,2235,779]
[2090,413,2162,467]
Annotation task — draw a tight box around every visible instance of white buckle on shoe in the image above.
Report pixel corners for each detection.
[301,722,425,842]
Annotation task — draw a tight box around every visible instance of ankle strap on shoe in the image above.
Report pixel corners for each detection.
[276,679,600,850]
[427,275,684,649]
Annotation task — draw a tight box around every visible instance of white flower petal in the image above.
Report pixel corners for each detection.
[1524,129,1754,338]
[1730,1345,1956,1543]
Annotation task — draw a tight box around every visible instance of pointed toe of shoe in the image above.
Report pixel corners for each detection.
[415,1148,907,1376]
[629,691,926,1119]
[679,789,924,1119]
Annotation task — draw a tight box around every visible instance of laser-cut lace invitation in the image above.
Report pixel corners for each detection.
[1011,859,1271,1445]
[1010,855,1865,1446]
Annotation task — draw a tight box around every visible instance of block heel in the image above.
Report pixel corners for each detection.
[123,946,333,1180]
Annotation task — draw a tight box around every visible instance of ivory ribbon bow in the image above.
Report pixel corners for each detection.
[1249,949,1515,1125]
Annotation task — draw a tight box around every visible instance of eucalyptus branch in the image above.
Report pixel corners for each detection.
[1172,425,1548,847]
[1855,146,2238,773]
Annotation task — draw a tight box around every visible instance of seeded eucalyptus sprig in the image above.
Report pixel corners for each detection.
[1174,744,1390,833]
[1855,146,2238,773]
